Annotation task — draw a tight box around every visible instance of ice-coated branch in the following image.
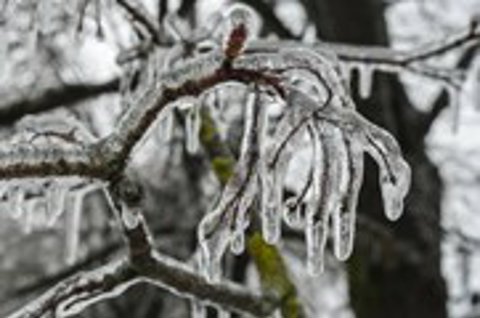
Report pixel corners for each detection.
[119,213,275,318]
[6,248,274,318]
[326,18,480,65]
[140,252,276,317]
[240,19,480,96]
[108,175,276,317]
[7,259,139,318]
[6,174,276,318]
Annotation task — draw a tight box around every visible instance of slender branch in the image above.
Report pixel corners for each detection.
[419,44,479,134]
[7,259,139,318]
[326,21,480,66]
[116,0,162,44]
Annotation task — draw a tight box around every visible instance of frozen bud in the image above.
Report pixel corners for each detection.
[223,4,260,59]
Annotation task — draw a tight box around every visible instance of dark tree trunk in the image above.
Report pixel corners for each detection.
[302,0,448,317]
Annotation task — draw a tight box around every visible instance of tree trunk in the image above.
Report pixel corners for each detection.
[303,0,448,317]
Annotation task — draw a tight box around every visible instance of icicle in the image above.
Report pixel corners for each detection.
[259,90,310,244]
[447,86,461,132]
[32,198,51,228]
[340,63,353,93]
[333,137,364,261]
[282,197,304,228]
[46,183,68,227]
[198,172,255,280]
[159,109,175,143]
[63,183,99,264]
[306,122,345,274]
[357,64,374,99]
[10,186,26,220]
[306,221,327,275]
[304,124,324,275]
[22,199,35,235]
[185,103,201,154]
[260,171,283,244]
[198,206,231,282]
[190,300,207,318]
[364,126,411,221]
[65,191,84,265]
[164,110,175,142]
[258,96,284,245]
[379,167,408,222]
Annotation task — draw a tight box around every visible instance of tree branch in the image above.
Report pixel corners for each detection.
[0,78,119,126]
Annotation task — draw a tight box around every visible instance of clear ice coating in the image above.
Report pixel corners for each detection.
[196,49,411,279]
[333,136,364,261]
[198,91,261,282]
[363,124,411,222]
[222,3,261,43]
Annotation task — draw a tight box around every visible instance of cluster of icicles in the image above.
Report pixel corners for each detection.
[196,86,412,280]
[0,113,102,264]
[173,6,413,285]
